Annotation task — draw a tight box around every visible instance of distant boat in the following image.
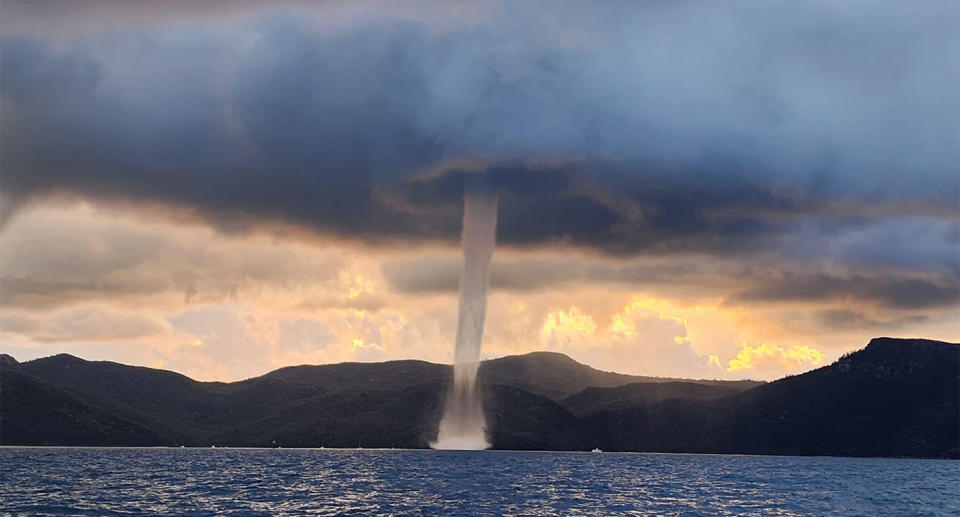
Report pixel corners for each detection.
[591,448,602,453]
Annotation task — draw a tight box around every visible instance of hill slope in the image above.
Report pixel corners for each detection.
[0,368,168,446]
[479,351,761,399]
[560,381,741,417]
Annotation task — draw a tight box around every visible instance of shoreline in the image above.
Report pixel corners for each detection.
[1,445,955,461]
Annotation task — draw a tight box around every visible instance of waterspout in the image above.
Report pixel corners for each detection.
[433,183,498,450]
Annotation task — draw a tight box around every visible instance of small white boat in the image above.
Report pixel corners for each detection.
[591,448,602,453]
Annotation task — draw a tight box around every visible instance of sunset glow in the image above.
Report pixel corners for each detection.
[0,1,956,383]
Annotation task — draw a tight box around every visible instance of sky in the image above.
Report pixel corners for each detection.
[1,0,957,381]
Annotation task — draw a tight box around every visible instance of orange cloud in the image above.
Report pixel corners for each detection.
[608,297,690,338]
[541,307,597,344]
[727,342,825,374]
[346,275,373,299]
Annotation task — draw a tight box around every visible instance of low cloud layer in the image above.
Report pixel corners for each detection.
[383,254,958,311]
[3,204,955,381]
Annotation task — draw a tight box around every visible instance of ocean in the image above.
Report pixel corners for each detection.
[1,448,957,516]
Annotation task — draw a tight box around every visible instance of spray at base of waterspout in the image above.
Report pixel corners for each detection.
[433,361,489,450]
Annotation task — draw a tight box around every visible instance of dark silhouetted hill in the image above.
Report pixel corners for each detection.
[585,338,959,458]
[0,368,166,446]
[1,338,956,458]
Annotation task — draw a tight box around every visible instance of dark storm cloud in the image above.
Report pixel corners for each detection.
[813,309,929,331]
[403,164,626,247]
[1,1,957,259]
[394,163,816,252]
[0,25,437,239]
[731,274,960,310]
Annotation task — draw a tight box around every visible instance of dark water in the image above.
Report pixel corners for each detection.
[1,448,957,516]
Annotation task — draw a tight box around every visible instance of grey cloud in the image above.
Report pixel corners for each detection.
[0,277,166,310]
[0,307,169,343]
[779,217,960,275]
[731,274,960,310]
[385,252,960,311]
[813,309,929,331]
[0,210,347,310]
[383,256,705,294]
[278,318,336,353]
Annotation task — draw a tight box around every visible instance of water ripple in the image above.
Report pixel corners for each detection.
[1,448,957,516]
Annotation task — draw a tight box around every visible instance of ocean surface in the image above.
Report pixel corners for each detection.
[1,448,957,516]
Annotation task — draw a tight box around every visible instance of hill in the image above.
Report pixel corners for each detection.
[0,350,752,448]
[585,338,959,458]
[1,338,957,458]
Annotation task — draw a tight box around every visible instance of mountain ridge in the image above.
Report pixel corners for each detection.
[9,351,762,389]
[1,338,956,458]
